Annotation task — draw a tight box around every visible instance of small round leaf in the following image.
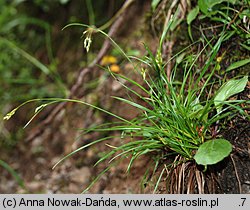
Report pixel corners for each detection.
[194,139,232,166]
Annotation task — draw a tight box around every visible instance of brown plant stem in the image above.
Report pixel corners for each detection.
[26,0,136,142]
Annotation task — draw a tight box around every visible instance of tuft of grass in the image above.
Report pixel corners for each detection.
[3,17,249,193]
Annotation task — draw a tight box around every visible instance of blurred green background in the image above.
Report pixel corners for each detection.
[0,0,124,145]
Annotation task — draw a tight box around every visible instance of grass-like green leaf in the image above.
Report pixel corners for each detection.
[151,0,161,11]
[0,160,26,189]
[194,139,232,165]
[214,76,248,113]
[0,37,67,95]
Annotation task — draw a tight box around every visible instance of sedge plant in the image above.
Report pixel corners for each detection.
[3,16,249,193]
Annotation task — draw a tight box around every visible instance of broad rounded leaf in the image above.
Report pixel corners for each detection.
[194,139,232,165]
[198,0,236,15]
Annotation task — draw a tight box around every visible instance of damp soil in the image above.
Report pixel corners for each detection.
[212,87,250,194]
